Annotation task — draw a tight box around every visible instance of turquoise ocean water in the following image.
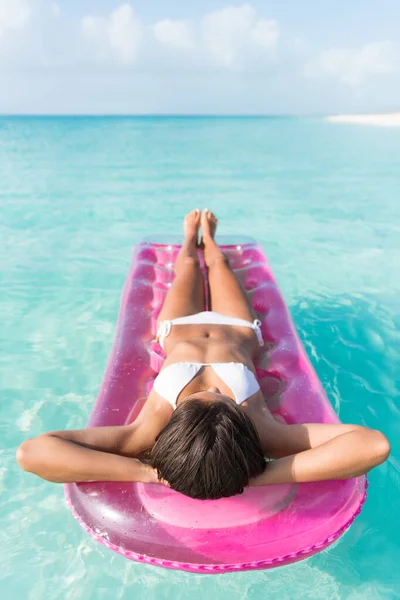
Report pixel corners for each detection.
[1,116,399,599]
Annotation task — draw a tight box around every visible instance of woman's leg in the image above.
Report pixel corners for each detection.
[201,209,256,321]
[156,209,206,324]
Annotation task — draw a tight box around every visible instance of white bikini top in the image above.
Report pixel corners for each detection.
[153,362,260,408]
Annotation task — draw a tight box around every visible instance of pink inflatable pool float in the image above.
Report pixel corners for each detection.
[65,236,367,573]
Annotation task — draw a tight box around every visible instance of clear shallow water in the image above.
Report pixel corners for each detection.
[1,116,399,599]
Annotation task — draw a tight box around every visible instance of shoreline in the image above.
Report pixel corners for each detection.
[327,113,400,127]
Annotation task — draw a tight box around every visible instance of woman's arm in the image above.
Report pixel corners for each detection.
[247,393,391,461]
[16,391,172,484]
[257,418,389,459]
[16,432,156,483]
[250,426,390,486]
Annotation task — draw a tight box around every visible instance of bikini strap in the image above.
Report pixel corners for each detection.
[156,320,172,348]
[253,319,264,347]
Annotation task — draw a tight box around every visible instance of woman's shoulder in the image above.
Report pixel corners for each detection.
[140,388,174,425]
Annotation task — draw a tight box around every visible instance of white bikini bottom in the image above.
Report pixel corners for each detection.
[156,311,264,350]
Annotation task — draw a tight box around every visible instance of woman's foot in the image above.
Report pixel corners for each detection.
[172,209,203,275]
[201,210,227,267]
[183,209,201,245]
[200,209,218,247]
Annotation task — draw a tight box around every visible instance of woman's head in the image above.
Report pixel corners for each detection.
[150,395,266,500]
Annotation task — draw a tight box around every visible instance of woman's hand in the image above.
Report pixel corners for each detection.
[142,464,170,487]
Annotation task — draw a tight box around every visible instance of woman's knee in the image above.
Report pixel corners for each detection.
[207,254,230,269]
[184,256,200,266]
[174,255,200,274]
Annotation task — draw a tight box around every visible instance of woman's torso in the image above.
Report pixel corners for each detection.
[137,321,275,461]
[157,322,262,406]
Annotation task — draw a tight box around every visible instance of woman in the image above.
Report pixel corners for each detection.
[17,209,390,500]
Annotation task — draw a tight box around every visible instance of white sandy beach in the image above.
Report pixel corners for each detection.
[327,113,400,127]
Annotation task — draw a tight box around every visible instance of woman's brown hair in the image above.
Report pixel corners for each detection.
[149,398,266,500]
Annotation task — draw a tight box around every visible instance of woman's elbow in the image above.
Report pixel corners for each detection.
[16,438,43,473]
[366,429,391,469]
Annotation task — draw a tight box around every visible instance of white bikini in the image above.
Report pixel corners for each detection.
[154,311,264,408]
